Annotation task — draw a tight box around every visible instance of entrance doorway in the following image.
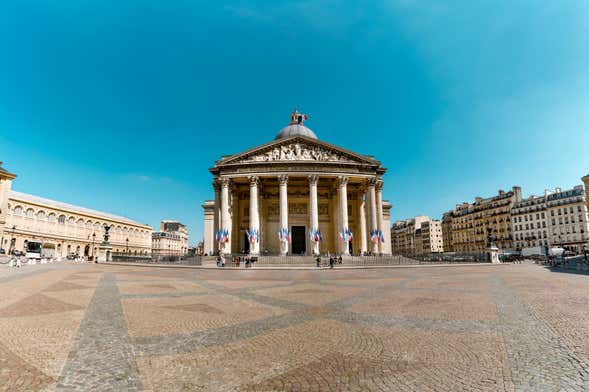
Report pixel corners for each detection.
[243,232,250,254]
[291,226,306,255]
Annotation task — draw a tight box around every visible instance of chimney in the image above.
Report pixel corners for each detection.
[512,186,522,202]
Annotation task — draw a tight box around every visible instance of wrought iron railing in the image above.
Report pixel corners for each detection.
[111,253,202,265]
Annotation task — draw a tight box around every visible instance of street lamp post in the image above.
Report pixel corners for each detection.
[126,237,129,254]
[91,233,96,261]
[9,225,16,255]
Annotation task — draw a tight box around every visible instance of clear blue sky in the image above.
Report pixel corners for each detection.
[1,1,588,243]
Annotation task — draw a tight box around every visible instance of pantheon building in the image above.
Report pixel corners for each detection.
[202,111,392,256]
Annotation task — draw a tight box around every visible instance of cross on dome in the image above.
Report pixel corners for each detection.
[289,107,308,125]
[275,108,317,140]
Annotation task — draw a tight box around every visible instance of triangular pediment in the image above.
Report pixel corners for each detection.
[217,136,379,167]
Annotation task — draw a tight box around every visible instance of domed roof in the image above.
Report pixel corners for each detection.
[275,108,317,140]
[275,124,318,140]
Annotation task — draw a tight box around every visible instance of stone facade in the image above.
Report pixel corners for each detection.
[441,212,453,253]
[152,220,189,256]
[445,187,522,252]
[390,216,442,255]
[583,175,589,211]
[511,192,549,251]
[202,112,392,256]
[0,163,152,258]
[545,186,589,251]
[420,220,443,253]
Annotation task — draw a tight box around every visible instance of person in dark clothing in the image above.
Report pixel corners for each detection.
[316,257,321,268]
[338,255,343,264]
[329,256,334,269]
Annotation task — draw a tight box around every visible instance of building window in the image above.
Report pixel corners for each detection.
[14,206,23,216]
[36,211,46,220]
[570,206,574,213]
[541,212,545,219]
[26,208,34,218]
[58,215,66,224]
[48,213,56,223]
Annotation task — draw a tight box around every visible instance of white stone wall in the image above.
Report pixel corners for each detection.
[4,193,152,256]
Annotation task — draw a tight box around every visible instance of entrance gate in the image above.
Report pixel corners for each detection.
[291,226,306,255]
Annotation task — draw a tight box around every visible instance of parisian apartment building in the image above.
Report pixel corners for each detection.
[511,186,589,252]
[442,187,522,253]
[391,215,443,255]
[151,220,189,256]
[440,175,589,253]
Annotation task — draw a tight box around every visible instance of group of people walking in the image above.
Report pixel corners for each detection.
[316,255,343,268]
[216,255,257,268]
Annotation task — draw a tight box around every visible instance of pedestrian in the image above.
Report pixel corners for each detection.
[329,256,334,269]
[338,255,342,264]
[316,256,321,268]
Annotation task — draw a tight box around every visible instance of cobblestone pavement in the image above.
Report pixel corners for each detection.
[1,263,589,391]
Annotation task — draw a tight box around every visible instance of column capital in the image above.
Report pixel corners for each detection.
[212,179,221,191]
[219,177,231,188]
[337,176,349,188]
[248,175,259,186]
[278,174,289,185]
[375,179,384,191]
[308,174,320,186]
[366,177,377,187]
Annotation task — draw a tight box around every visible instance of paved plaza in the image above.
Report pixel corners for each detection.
[0,262,588,391]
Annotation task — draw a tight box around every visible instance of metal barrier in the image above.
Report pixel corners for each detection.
[111,253,202,266]
[222,253,489,267]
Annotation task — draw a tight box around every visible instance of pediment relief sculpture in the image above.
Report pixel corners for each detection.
[238,142,355,164]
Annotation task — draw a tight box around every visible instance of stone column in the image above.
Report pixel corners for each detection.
[337,176,350,255]
[359,188,368,255]
[308,175,320,256]
[213,180,221,255]
[248,176,260,255]
[220,177,232,255]
[278,175,289,255]
[367,178,378,254]
[376,180,384,254]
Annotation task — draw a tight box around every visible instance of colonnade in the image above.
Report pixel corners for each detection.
[213,175,385,256]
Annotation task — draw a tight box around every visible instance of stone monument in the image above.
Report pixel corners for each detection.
[97,224,113,263]
[486,227,500,264]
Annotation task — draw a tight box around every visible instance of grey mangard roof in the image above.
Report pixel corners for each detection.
[9,190,150,228]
